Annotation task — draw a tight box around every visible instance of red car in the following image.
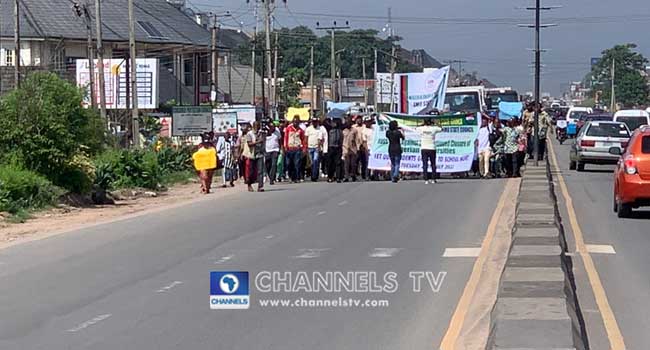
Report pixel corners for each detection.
[613,126,650,217]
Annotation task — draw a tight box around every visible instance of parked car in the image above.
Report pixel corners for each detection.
[612,125,650,217]
[613,109,650,132]
[569,121,631,171]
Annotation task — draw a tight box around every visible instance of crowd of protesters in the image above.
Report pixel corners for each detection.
[192,102,554,193]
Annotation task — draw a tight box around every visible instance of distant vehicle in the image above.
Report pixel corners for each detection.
[576,113,613,133]
[569,121,631,171]
[613,109,650,131]
[612,125,650,217]
[444,86,486,114]
[566,107,593,124]
[485,88,519,112]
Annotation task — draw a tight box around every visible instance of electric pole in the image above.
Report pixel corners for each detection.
[128,0,139,148]
[316,20,350,104]
[14,0,20,88]
[95,0,107,120]
[521,1,557,166]
[79,2,97,109]
[374,49,378,113]
[251,3,258,105]
[310,45,315,117]
[610,59,616,112]
[390,45,396,112]
[264,0,273,118]
[362,57,368,109]
[273,31,279,120]
[211,14,218,108]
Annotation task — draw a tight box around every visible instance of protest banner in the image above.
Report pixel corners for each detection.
[368,112,479,173]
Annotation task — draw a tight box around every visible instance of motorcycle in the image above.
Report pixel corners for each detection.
[556,126,567,145]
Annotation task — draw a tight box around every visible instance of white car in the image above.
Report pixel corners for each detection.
[614,109,650,131]
[566,107,592,124]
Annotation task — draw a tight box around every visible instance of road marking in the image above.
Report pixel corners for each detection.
[67,314,112,333]
[214,254,234,264]
[369,248,402,258]
[442,248,481,258]
[586,244,616,254]
[317,211,327,216]
[548,140,626,349]
[265,235,275,239]
[156,281,183,293]
[337,200,348,206]
[292,248,330,259]
[439,178,516,350]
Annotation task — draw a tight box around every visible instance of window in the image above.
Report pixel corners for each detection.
[137,21,166,39]
[444,92,480,113]
[586,123,629,138]
[184,59,193,87]
[616,117,648,131]
[642,136,650,154]
[5,49,14,66]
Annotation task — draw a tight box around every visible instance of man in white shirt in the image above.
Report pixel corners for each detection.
[359,116,375,180]
[476,118,492,178]
[305,118,325,181]
[418,118,443,184]
[264,122,282,185]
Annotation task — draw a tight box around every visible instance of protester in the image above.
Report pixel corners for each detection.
[217,132,236,187]
[321,118,332,178]
[476,118,492,178]
[360,116,374,180]
[283,116,306,183]
[265,122,282,185]
[327,118,344,183]
[523,103,535,158]
[342,118,361,182]
[305,118,325,182]
[237,123,250,179]
[386,120,405,183]
[244,121,266,192]
[515,118,528,172]
[192,132,218,194]
[534,105,553,161]
[502,119,520,177]
[418,118,443,184]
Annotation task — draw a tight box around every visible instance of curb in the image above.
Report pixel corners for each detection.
[486,158,588,350]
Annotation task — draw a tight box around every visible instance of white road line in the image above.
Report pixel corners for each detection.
[317,211,327,216]
[214,254,235,264]
[156,281,183,293]
[67,314,112,333]
[292,248,330,259]
[369,248,402,258]
[337,200,348,206]
[442,248,481,258]
[586,244,616,254]
[265,235,275,239]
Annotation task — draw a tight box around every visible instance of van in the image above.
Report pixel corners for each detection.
[613,110,650,131]
[444,86,486,115]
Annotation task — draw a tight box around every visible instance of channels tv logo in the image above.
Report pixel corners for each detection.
[210,271,250,310]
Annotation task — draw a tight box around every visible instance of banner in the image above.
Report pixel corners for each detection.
[368,112,479,173]
[287,107,311,121]
[400,67,450,115]
[76,58,159,109]
[172,106,213,136]
[498,102,523,120]
[213,112,238,135]
[375,73,400,107]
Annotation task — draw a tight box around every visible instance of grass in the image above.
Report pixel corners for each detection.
[161,170,196,187]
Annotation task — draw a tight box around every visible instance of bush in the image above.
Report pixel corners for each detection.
[0,72,105,193]
[0,165,63,214]
[156,145,193,174]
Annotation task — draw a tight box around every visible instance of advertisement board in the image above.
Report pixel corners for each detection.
[172,106,213,136]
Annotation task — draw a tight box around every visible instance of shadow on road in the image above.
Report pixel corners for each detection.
[577,169,615,174]
[626,210,650,220]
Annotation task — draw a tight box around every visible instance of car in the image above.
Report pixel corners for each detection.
[612,125,650,217]
[569,121,631,171]
[613,109,650,132]
[566,106,592,124]
[576,113,613,133]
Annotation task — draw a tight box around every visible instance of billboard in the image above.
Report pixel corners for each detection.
[76,58,159,109]
[172,106,213,136]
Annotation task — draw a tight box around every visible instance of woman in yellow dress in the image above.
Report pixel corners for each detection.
[192,132,218,194]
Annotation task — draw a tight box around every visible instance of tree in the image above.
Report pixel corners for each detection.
[279,67,307,108]
[590,44,649,107]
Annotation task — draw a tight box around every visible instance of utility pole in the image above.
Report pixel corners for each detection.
[211,14,218,108]
[389,45,396,112]
[251,3,258,105]
[128,0,139,148]
[610,59,616,112]
[14,0,20,88]
[310,45,315,117]
[362,57,368,109]
[80,2,96,109]
[521,1,557,166]
[316,20,350,104]
[264,0,273,118]
[273,31,279,120]
[374,49,378,113]
[95,0,107,120]
[444,59,468,86]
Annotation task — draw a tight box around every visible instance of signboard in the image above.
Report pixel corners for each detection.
[340,79,374,98]
[76,58,159,109]
[213,112,238,135]
[399,67,450,115]
[172,106,213,136]
[369,112,479,173]
[159,117,172,138]
[376,73,401,106]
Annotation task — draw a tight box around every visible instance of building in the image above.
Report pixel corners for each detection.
[0,0,261,109]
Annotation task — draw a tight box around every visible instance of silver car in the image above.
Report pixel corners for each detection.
[569,121,631,171]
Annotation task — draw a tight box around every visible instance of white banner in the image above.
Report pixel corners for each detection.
[172,106,213,136]
[404,67,450,115]
[76,58,159,109]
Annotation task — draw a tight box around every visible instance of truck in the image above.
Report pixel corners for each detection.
[484,87,520,115]
[444,86,487,115]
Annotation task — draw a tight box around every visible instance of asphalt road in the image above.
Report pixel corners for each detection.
[551,137,650,350]
[0,178,506,350]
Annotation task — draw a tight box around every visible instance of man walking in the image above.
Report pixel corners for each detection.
[354,116,369,180]
[342,118,361,182]
[418,118,443,184]
[477,118,492,178]
[283,116,306,183]
[327,118,344,183]
[534,105,553,161]
[305,118,325,182]
[244,121,266,192]
[265,122,281,185]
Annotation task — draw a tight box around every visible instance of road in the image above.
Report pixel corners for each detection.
[550,137,650,350]
[0,178,507,350]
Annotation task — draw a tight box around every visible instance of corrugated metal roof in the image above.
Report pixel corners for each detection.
[0,0,246,48]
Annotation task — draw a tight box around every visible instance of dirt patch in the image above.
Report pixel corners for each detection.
[0,179,246,250]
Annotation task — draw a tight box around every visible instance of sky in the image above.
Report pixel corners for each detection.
[188,0,650,96]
